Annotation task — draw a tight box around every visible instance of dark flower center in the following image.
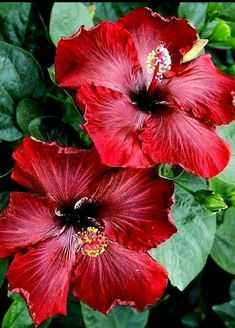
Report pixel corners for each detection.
[131,88,167,113]
[55,197,102,230]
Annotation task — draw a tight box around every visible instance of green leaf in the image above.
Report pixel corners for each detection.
[178,3,208,30]
[0,41,45,141]
[150,181,216,291]
[213,279,235,328]
[28,116,88,147]
[218,3,235,22]
[49,2,94,46]
[0,3,31,46]
[226,64,235,76]
[81,304,149,328]
[45,93,83,131]
[48,65,56,84]
[40,319,52,328]
[84,2,146,23]
[213,302,235,328]
[0,259,8,288]
[230,280,235,300]
[176,172,208,192]
[158,164,183,180]
[52,295,84,327]
[1,293,33,328]
[207,3,220,18]
[16,98,43,135]
[181,313,202,327]
[201,18,220,39]
[209,178,235,208]
[210,207,235,274]
[0,191,9,211]
[210,20,231,42]
[217,122,235,185]
[0,3,46,54]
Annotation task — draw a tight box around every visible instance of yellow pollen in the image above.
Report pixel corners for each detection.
[145,44,171,79]
[78,226,108,257]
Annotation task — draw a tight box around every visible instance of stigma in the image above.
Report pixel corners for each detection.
[78,226,108,257]
[145,44,171,79]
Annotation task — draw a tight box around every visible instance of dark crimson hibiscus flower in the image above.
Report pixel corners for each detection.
[0,137,176,326]
[56,7,235,178]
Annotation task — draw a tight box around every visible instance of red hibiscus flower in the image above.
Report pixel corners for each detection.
[56,7,235,178]
[0,137,176,326]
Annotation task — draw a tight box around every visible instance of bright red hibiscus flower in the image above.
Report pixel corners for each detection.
[0,137,176,326]
[56,7,235,178]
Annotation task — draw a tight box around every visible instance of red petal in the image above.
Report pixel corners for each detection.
[0,193,60,258]
[140,109,231,178]
[118,8,197,83]
[92,169,176,251]
[12,137,108,204]
[56,22,143,94]
[72,242,167,313]
[159,54,235,125]
[6,228,76,327]
[77,85,153,168]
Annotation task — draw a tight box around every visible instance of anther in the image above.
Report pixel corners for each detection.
[146,44,171,80]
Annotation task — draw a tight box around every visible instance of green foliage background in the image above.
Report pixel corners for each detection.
[0,2,234,328]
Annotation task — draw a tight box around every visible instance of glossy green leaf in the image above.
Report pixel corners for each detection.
[211,208,235,274]
[0,259,8,289]
[51,295,84,327]
[0,191,9,211]
[0,3,46,54]
[45,93,83,131]
[208,37,235,50]
[217,122,235,185]
[158,163,183,180]
[176,172,208,192]
[213,302,235,328]
[150,181,216,291]
[178,3,208,30]
[210,20,231,42]
[81,304,149,328]
[84,2,146,23]
[226,64,235,76]
[1,293,52,328]
[0,3,31,46]
[213,279,235,328]
[40,319,52,328]
[16,98,43,135]
[49,2,94,46]
[209,178,235,208]
[218,3,235,22]
[181,313,202,327]
[28,116,88,147]
[230,280,235,300]
[1,293,33,328]
[0,41,44,141]
[201,18,220,39]
[207,3,220,18]
[48,65,56,84]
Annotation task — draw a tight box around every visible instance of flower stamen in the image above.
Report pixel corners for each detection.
[145,44,171,79]
[78,226,108,257]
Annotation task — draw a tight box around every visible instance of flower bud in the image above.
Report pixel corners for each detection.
[223,188,235,208]
[194,190,228,212]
